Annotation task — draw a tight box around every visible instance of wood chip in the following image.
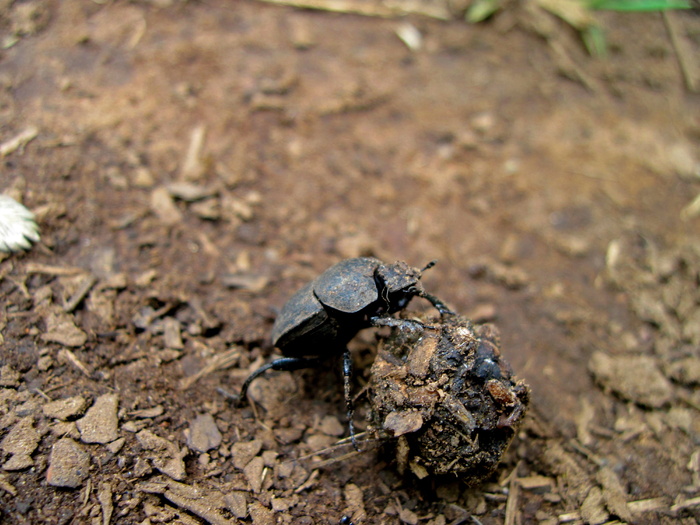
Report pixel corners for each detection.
[0,473,17,496]
[25,263,84,276]
[166,182,217,202]
[163,318,184,349]
[221,273,269,292]
[0,126,39,157]
[670,495,700,512]
[516,475,554,492]
[181,125,207,181]
[504,479,520,525]
[129,406,165,419]
[627,497,666,513]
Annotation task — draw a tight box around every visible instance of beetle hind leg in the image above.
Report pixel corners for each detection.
[223,356,324,407]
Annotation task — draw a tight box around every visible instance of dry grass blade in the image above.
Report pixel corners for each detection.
[256,0,453,19]
[179,347,242,389]
[663,11,699,92]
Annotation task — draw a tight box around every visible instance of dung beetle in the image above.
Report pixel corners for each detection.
[227,257,453,449]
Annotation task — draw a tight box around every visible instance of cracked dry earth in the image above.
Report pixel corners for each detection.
[1,1,700,524]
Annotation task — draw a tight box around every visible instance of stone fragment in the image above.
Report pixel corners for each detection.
[43,396,87,420]
[1,417,40,471]
[163,318,184,349]
[77,394,119,443]
[186,413,222,453]
[225,491,248,519]
[151,186,182,225]
[344,483,366,524]
[666,357,700,386]
[249,501,274,525]
[98,482,114,525]
[384,411,424,437]
[136,429,186,481]
[46,437,90,488]
[589,352,673,408]
[597,467,633,522]
[49,421,80,439]
[317,415,344,437]
[106,437,126,454]
[231,439,262,470]
[41,309,87,347]
[580,486,608,525]
[243,456,264,493]
[0,365,20,388]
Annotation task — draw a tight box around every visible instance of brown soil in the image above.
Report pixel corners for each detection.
[1,1,699,524]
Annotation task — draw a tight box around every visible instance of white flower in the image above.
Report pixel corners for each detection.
[0,194,40,253]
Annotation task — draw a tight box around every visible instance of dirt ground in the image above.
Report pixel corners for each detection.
[1,0,699,523]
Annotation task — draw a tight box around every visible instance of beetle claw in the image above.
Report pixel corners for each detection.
[217,387,243,407]
[419,291,455,317]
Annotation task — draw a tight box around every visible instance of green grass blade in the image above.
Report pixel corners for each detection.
[467,0,502,22]
[582,25,608,57]
[587,0,692,11]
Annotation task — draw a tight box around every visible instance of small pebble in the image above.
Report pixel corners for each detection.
[0,365,20,388]
[186,413,222,453]
[231,439,262,470]
[43,396,87,420]
[589,352,672,408]
[46,437,90,488]
[317,415,344,437]
[1,418,40,471]
[76,394,119,444]
[243,456,265,493]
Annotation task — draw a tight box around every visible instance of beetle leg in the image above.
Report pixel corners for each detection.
[418,291,455,317]
[370,316,430,332]
[222,356,324,407]
[342,347,360,452]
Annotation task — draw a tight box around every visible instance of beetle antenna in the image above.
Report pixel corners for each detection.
[422,260,437,272]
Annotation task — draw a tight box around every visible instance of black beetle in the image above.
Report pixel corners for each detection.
[227,257,452,449]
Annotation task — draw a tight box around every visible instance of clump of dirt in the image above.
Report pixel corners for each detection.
[368,314,529,483]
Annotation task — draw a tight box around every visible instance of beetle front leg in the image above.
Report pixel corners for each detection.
[419,291,455,317]
[370,316,431,332]
[342,347,360,452]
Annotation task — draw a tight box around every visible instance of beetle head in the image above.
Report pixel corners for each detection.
[376,261,424,313]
